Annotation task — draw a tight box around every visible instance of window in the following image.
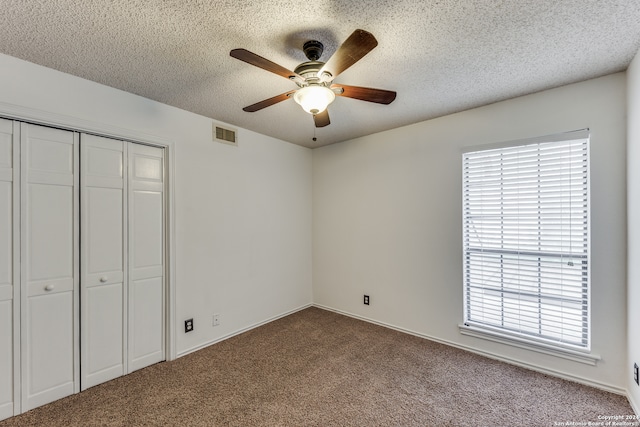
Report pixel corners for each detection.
[462,130,590,351]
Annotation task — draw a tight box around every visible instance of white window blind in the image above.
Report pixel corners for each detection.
[462,131,590,350]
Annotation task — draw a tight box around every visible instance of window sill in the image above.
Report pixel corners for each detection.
[458,324,600,366]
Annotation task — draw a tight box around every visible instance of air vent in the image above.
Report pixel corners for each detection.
[213,123,237,146]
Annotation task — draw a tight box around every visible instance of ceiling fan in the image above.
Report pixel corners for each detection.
[230,29,396,128]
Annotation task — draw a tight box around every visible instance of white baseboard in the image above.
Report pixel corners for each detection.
[176,303,313,358]
[313,303,627,396]
[628,392,640,417]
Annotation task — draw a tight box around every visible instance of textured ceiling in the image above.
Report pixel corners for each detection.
[1,1,640,148]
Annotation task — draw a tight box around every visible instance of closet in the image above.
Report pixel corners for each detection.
[0,119,166,418]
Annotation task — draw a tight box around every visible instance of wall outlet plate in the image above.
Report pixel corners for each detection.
[364,295,370,305]
[185,318,194,333]
[213,313,220,326]
[635,363,639,385]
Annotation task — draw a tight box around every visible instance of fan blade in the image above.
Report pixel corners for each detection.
[230,49,303,82]
[313,110,330,127]
[318,29,378,80]
[242,90,296,112]
[333,84,396,104]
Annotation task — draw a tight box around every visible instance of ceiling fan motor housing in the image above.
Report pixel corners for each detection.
[303,40,324,61]
[294,61,324,82]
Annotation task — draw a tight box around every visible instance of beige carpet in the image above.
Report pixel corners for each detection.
[1,307,634,426]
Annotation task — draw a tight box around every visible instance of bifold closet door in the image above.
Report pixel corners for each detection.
[80,134,125,390]
[21,123,78,411]
[0,118,17,420]
[128,143,165,372]
[80,140,165,385]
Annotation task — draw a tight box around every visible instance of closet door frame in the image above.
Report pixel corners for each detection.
[0,103,177,403]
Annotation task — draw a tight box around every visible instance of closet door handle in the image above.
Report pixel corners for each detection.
[100,277,108,283]
[44,284,54,291]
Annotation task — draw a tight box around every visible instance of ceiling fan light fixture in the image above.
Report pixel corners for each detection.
[293,85,335,115]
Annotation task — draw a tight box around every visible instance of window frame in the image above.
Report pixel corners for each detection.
[460,130,595,363]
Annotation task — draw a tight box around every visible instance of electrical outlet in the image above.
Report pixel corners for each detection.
[185,318,194,333]
[213,313,220,327]
[364,295,370,305]
[634,363,639,386]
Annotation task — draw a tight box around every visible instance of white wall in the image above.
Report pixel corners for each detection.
[627,49,640,412]
[0,53,313,357]
[313,73,628,392]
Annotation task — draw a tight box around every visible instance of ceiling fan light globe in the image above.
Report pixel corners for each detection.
[293,86,335,115]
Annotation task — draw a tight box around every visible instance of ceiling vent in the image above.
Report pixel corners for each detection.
[213,123,237,146]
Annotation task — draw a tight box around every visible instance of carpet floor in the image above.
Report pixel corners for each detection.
[0,307,634,426]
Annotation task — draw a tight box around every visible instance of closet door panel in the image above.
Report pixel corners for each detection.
[130,277,162,367]
[0,299,12,420]
[128,144,164,373]
[21,123,78,411]
[27,184,74,280]
[26,292,74,409]
[85,187,124,283]
[84,283,122,384]
[132,191,163,273]
[0,118,15,421]
[0,182,12,287]
[0,120,12,288]
[80,135,125,390]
